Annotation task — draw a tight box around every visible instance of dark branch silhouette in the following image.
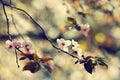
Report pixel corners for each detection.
[0,0,80,60]
[1,0,12,41]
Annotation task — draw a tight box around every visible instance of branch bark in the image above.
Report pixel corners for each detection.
[0,1,80,60]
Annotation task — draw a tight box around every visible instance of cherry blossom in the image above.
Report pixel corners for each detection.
[5,40,21,50]
[81,23,90,37]
[12,40,22,48]
[71,47,82,57]
[5,40,14,51]
[57,38,82,57]
[22,41,32,51]
[71,39,79,48]
[57,38,71,51]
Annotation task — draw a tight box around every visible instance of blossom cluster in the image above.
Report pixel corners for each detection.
[66,17,90,37]
[57,38,82,57]
[5,40,53,73]
[5,40,32,51]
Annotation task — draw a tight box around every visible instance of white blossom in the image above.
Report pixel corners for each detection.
[81,23,90,37]
[71,39,79,48]
[71,47,82,57]
[57,38,82,57]
[57,38,71,51]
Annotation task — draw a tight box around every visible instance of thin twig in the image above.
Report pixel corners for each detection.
[3,2,80,60]
[10,0,25,40]
[1,0,12,41]
[15,49,20,68]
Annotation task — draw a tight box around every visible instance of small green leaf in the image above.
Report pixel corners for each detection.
[96,57,105,61]
[98,61,108,69]
[95,57,108,69]
[77,11,86,17]
[67,17,77,25]
[33,54,40,62]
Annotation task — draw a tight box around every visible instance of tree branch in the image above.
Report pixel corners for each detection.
[1,2,79,60]
[1,0,12,41]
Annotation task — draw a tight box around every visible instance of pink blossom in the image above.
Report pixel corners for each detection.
[22,41,32,51]
[5,40,14,51]
[5,40,22,51]
[12,40,22,48]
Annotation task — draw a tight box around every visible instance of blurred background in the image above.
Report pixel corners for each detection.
[0,0,120,80]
